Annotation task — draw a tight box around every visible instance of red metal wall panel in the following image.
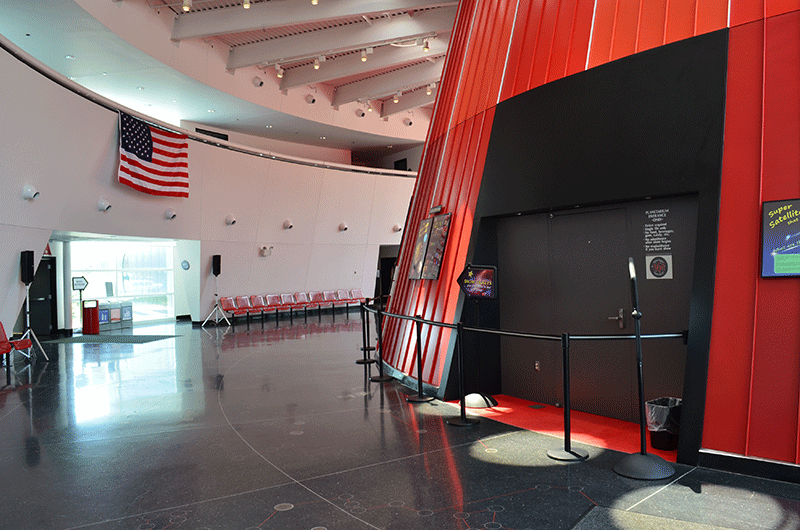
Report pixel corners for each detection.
[745,10,800,463]
[767,0,800,17]
[664,0,698,43]
[588,0,619,67]
[695,0,729,34]
[703,19,764,457]
[637,0,668,51]
[730,0,764,26]
[610,0,643,60]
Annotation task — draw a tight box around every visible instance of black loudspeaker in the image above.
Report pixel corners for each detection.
[21,250,35,285]
[212,254,221,277]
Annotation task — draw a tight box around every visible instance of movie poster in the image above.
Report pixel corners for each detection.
[409,217,433,280]
[762,198,800,277]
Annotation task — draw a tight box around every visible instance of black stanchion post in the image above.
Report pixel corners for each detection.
[548,333,588,461]
[613,257,675,480]
[370,308,393,383]
[356,303,376,365]
[407,316,434,403]
[447,322,479,426]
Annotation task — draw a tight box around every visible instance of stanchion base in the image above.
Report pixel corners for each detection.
[370,375,393,383]
[446,416,480,427]
[406,395,435,403]
[355,358,377,365]
[547,448,589,461]
[613,452,675,480]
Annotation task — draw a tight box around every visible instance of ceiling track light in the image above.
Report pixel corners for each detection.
[427,82,436,95]
[314,58,320,69]
[243,0,250,8]
[311,0,318,4]
[275,64,284,78]
[423,40,430,52]
[393,92,401,103]
[182,0,192,12]
[361,49,367,62]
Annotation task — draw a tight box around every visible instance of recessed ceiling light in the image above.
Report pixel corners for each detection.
[208,109,215,113]
[265,125,273,128]
[388,145,393,148]
[320,136,326,140]
[65,55,75,60]
[136,86,144,90]
[102,72,107,76]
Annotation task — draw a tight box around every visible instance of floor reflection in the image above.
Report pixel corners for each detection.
[0,315,797,530]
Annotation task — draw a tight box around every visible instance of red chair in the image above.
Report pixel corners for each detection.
[294,292,318,319]
[265,294,292,321]
[1,322,32,386]
[235,296,259,322]
[250,295,268,319]
[220,297,248,322]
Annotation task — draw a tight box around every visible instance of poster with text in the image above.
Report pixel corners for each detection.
[762,198,800,277]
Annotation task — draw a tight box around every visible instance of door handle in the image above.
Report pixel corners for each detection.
[607,308,625,329]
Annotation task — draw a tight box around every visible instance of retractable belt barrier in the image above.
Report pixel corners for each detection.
[359,301,686,464]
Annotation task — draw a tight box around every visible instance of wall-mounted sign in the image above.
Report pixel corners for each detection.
[421,213,451,280]
[643,208,674,279]
[457,265,497,299]
[762,198,800,277]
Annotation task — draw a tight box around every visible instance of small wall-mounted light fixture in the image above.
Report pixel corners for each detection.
[225,214,237,225]
[97,198,112,212]
[252,76,264,87]
[259,245,272,257]
[22,183,39,200]
[356,108,366,118]
[283,219,293,229]
[165,208,177,220]
[305,94,317,104]
[393,224,403,232]
[403,117,413,126]
[338,222,348,232]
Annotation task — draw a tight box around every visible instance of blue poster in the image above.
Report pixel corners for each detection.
[762,199,800,277]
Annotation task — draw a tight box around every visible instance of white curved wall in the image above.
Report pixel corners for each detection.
[0,45,415,328]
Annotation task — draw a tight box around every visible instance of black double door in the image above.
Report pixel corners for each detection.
[496,197,696,422]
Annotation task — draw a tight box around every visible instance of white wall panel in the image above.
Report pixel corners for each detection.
[368,176,415,245]
[313,170,376,245]
[306,244,370,293]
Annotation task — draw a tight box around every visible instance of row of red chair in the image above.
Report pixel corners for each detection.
[219,289,367,323]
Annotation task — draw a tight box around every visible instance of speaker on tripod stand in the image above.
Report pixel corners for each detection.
[202,254,230,327]
[19,250,48,362]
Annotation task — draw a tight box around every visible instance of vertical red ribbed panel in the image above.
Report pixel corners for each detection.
[705,10,800,465]
[767,0,800,17]
[589,0,727,68]
[703,18,764,458]
[745,10,800,463]
[730,0,764,25]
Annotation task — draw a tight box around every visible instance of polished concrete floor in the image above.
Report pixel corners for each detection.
[1,315,799,530]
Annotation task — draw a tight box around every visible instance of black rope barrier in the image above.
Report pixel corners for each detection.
[370,308,393,383]
[360,302,687,463]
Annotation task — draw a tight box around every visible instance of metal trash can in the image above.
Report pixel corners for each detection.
[646,397,682,450]
[82,300,100,335]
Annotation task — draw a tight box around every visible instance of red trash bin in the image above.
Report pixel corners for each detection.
[82,300,99,335]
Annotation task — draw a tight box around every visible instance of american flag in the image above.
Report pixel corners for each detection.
[118,112,189,197]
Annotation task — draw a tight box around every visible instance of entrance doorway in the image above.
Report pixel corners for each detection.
[496,196,697,422]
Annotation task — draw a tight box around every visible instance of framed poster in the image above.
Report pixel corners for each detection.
[409,217,433,280]
[762,199,800,277]
[421,213,452,280]
[457,264,497,299]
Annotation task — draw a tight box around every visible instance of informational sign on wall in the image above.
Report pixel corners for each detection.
[644,208,674,279]
[761,198,800,277]
[457,265,497,299]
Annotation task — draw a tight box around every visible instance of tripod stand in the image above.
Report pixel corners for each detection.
[20,282,49,362]
[202,274,230,327]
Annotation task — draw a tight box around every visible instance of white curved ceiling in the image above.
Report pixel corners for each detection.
[0,0,458,158]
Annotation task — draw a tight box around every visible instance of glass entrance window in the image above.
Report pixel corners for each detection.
[70,240,175,326]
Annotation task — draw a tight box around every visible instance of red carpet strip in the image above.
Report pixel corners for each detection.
[463,394,677,463]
